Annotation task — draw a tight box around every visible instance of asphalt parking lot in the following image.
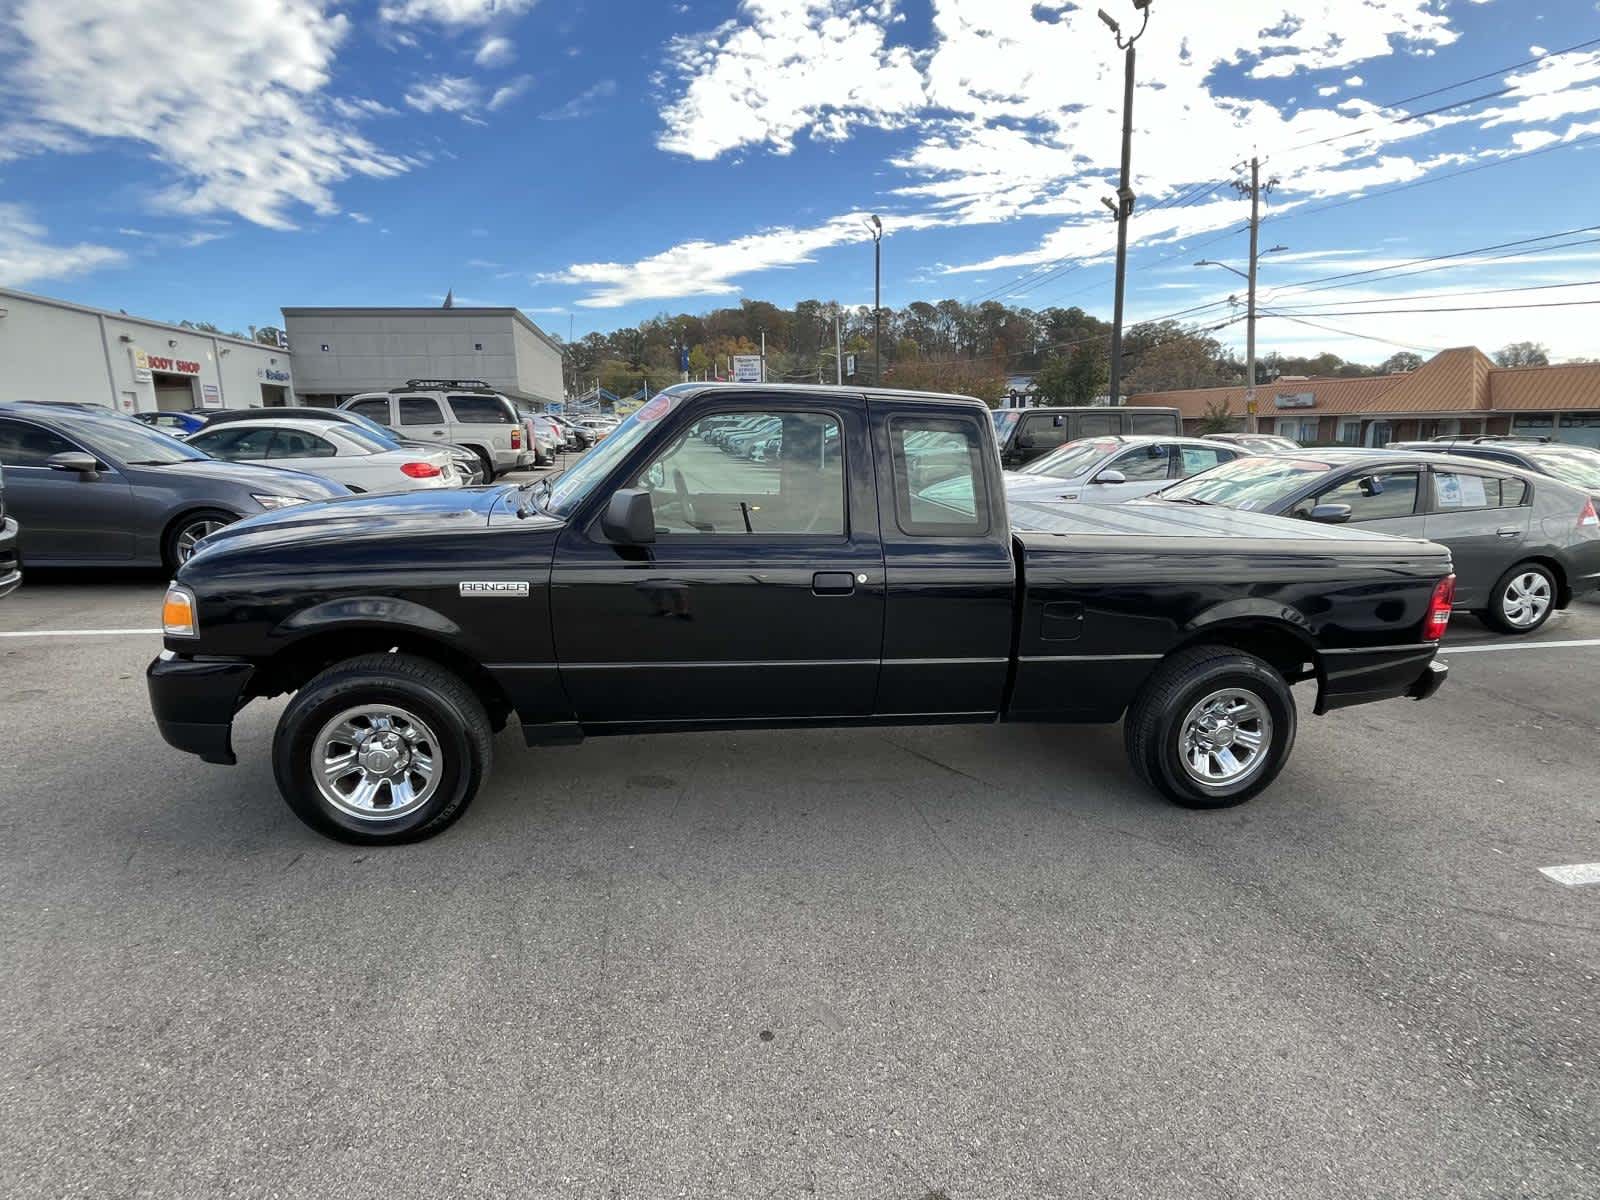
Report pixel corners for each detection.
[2,565,1597,1197]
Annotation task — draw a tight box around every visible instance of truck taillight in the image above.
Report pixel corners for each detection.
[1424,574,1455,641]
[1580,498,1598,528]
[511,427,522,449]
[401,461,441,478]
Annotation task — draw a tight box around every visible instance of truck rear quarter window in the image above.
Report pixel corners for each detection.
[888,415,991,536]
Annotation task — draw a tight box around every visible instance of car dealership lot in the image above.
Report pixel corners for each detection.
[2,579,1597,1197]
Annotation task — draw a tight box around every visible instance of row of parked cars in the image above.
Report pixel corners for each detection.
[0,382,617,578]
[999,420,1600,635]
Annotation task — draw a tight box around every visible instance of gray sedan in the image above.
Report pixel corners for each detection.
[1146,448,1600,634]
[0,402,348,569]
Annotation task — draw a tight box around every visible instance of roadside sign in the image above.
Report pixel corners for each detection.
[845,353,856,377]
[1246,397,1258,416]
[131,347,152,383]
[731,355,762,383]
[201,384,222,408]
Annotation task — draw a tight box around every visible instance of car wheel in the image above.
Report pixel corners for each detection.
[1124,645,1297,810]
[474,450,496,482]
[163,508,236,571]
[272,653,493,845]
[1485,562,1557,635]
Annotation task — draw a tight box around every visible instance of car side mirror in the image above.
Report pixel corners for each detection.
[1015,435,1035,450]
[601,488,657,544]
[1307,503,1353,524]
[1092,469,1127,485]
[47,451,101,479]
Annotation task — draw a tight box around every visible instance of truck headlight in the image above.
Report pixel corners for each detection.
[162,584,199,638]
[251,493,307,510]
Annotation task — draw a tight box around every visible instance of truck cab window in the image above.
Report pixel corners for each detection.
[636,411,843,535]
[889,416,989,534]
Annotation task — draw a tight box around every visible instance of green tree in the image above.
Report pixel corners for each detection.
[1494,341,1550,368]
[1196,395,1236,434]
[1379,351,1422,374]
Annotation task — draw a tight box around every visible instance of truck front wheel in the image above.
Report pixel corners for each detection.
[1124,646,1297,809]
[272,653,494,844]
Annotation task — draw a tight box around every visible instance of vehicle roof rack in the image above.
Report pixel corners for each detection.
[395,379,495,393]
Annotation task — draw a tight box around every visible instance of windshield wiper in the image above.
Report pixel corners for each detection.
[515,472,558,519]
[1163,495,1214,505]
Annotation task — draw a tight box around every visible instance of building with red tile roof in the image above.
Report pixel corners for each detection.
[1127,346,1600,447]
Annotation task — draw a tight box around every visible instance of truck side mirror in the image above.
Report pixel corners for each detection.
[1092,469,1127,485]
[47,451,101,480]
[1014,435,1035,450]
[601,488,657,544]
[1307,503,1353,524]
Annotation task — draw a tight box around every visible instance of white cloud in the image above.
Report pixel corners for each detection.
[475,35,516,66]
[540,79,617,121]
[380,0,537,26]
[488,75,533,111]
[542,210,951,307]
[348,212,372,224]
[657,0,926,159]
[1317,84,1341,96]
[0,204,126,286]
[2,0,412,230]
[332,96,400,119]
[405,75,483,114]
[1345,74,1365,86]
[116,226,225,248]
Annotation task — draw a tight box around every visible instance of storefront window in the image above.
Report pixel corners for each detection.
[1558,414,1600,450]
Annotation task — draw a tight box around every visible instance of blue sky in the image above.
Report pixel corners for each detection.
[3,0,1600,363]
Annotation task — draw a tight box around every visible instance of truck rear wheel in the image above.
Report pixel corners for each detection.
[272,653,493,844]
[1124,646,1296,809]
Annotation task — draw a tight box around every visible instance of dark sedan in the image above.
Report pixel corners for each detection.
[0,463,19,597]
[0,402,349,570]
[1146,448,1600,634]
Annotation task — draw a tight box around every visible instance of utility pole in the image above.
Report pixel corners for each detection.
[1099,1,1151,407]
[866,214,883,385]
[1244,157,1262,433]
[834,313,843,385]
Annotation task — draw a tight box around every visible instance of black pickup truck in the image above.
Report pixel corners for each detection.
[148,384,1453,844]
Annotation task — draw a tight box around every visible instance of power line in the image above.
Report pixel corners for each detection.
[1262,312,1446,355]
[1269,277,1600,311]
[1268,297,1600,317]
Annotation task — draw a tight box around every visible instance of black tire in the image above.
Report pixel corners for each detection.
[272,653,493,844]
[1483,561,1557,635]
[474,450,497,482]
[163,508,237,571]
[1123,645,1297,810]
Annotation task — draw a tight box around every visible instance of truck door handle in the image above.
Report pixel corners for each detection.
[1496,527,1520,537]
[812,571,856,596]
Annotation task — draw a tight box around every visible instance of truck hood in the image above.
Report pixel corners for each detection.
[186,484,544,562]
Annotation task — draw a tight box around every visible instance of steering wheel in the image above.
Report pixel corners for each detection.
[673,468,699,529]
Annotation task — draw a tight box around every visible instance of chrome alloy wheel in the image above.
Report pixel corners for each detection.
[1178,688,1273,790]
[175,519,228,562]
[1501,571,1552,629]
[311,704,441,820]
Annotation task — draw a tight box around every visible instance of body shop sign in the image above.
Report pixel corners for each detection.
[146,354,201,375]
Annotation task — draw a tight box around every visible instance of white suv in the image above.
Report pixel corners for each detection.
[342,381,531,480]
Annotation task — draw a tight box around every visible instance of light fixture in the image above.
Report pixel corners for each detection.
[119,334,132,343]
[1097,7,1120,34]
[167,339,178,348]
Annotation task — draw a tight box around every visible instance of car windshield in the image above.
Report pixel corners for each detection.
[545,393,685,515]
[1157,455,1335,509]
[1527,447,1600,489]
[1016,437,1121,479]
[78,416,208,464]
[338,426,392,454]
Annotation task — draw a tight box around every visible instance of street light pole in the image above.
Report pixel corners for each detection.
[866,214,883,385]
[1099,1,1151,407]
[1196,231,1286,435]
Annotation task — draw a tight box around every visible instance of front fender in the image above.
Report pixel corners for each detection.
[276,595,463,639]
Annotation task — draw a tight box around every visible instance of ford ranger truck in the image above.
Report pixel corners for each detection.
[149,384,1452,844]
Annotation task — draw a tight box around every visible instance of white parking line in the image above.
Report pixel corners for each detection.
[0,628,162,638]
[1539,863,1600,887]
[1444,637,1600,655]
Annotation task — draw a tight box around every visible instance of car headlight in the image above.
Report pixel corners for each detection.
[251,493,308,510]
[162,584,199,638]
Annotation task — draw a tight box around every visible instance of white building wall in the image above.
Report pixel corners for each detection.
[0,287,293,412]
[513,320,564,405]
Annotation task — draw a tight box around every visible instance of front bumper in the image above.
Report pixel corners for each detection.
[0,516,19,598]
[147,652,255,765]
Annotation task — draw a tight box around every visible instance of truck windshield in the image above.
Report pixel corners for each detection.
[545,395,684,515]
[1157,455,1335,509]
[1016,438,1120,479]
[992,411,1021,440]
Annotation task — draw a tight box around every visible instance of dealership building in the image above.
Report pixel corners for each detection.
[0,286,295,414]
[1130,346,1600,448]
[282,306,564,409]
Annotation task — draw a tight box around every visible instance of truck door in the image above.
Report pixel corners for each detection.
[870,403,1015,717]
[550,398,884,726]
